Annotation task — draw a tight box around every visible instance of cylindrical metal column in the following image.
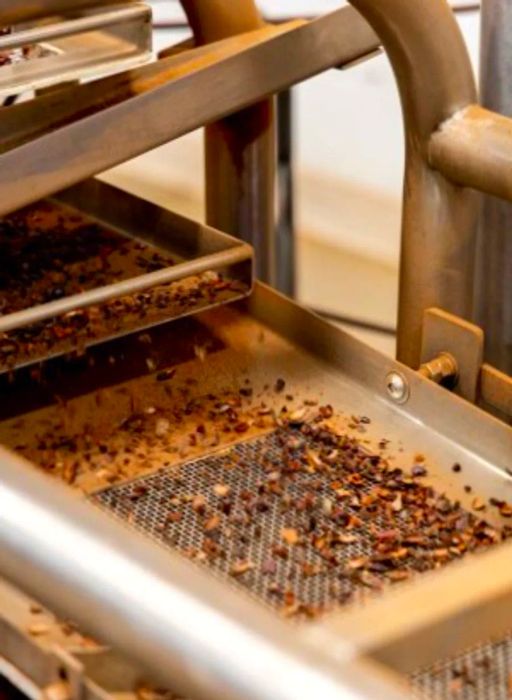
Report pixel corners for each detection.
[0,447,408,700]
[180,0,277,286]
[477,0,512,373]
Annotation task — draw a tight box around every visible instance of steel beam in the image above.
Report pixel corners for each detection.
[181,0,277,286]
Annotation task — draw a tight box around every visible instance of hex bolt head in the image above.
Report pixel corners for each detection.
[386,371,410,404]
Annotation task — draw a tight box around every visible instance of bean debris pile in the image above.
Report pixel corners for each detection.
[0,202,246,369]
[94,403,512,620]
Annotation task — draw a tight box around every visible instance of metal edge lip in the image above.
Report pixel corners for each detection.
[322,535,512,675]
[0,245,252,335]
[0,1,143,26]
[0,49,154,99]
[246,283,512,471]
[0,282,253,376]
[0,3,152,98]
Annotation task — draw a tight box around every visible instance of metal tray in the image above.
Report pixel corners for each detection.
[0,284,511,699]
[0,178,253,374]
[0,3,152,98]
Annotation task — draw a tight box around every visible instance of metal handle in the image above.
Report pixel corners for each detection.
[344,0,478,369]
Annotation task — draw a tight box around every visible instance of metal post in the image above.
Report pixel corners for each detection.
[477,0,512,373]
[180,0,277,286]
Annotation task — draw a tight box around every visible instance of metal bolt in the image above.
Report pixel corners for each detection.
[419,352,458,387]
[386,371,410,404]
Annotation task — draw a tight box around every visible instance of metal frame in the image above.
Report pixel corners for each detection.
[2,2,512,699]
[180,0,277,287]
[348,0,479,369]
[0,0,508,369]
[0,9,378,216]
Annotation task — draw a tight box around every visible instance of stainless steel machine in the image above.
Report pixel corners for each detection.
[1,2,512,700]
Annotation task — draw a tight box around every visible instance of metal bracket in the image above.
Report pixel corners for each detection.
[420,308,484,402]
[420,307,512,419]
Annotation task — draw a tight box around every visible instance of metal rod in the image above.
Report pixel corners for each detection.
[180,0,277,287]
[429,105,512,202]
[0,245,251,335]
[347,0,478,370]
[477,0,512,374]
[0,447,408,700]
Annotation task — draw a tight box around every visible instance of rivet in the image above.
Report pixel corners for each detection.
[386,371,410,404]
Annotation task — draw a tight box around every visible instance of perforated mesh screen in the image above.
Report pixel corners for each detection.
[92,430,512,697]
[92,431,359,614]
[412,634,512,699]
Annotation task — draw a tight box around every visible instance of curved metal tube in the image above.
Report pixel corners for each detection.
[180,0,277,286]
[429,105,512,202]
[347,0,479,368]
